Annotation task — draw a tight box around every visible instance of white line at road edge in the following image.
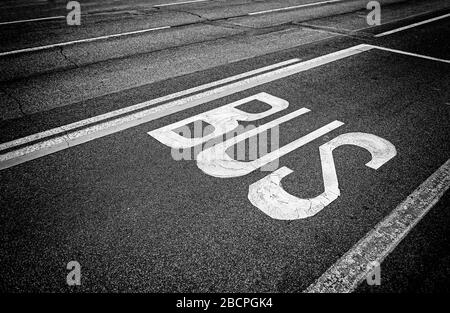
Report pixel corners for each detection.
[305,159,450,293]
[0,59,301,152]
[375,13,450,37]
[249,0,343,16]
[0,44,372,170]
[0,25,171,57]
[0,15,65,26]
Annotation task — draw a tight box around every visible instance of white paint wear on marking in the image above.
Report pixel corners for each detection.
[248,133,396,220]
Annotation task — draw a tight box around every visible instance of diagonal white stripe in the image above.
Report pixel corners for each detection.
[0,59,301,152]
[375,13,450,37]
[305,159,450,293]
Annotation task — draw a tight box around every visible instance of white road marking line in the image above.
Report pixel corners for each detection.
[351,9,450,33]
[154,0,210,7]
[305,159,450,293]
[0,59,301,152]
[0,44,372,170]
[249,0,343,16]
[0,15,65,26]
[375,13,450,37]
[365,44,450,63]
[0,25,171,57]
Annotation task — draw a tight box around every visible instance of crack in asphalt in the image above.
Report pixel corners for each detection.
[0,87,26,117]
[293,22,375,40]
[170,9,207,21]
[59,47,79,68]
[159,6,255,30]
[0,20,313,88]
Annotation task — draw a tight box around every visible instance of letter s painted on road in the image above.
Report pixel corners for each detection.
[248,132,397,220]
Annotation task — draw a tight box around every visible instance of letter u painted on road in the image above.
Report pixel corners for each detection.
[196,117,343,178]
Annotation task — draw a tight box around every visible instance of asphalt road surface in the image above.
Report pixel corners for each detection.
[0,0,449,293]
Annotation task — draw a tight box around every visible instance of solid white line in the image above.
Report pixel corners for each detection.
[365,44,450,63]
[154,0,209,7]
[0,59,301,152]
[375,13,450,37]
[249,0,342,16]
[0,15,65,26]
[0,44,372,170]
[352,9,450,33]
[254,120,344,169]
[0,25,171,57]
[305,159,450,293]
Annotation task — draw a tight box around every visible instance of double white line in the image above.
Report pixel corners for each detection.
[0,44,373,171]
[2,2,448,57]
[0,58,299,170]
